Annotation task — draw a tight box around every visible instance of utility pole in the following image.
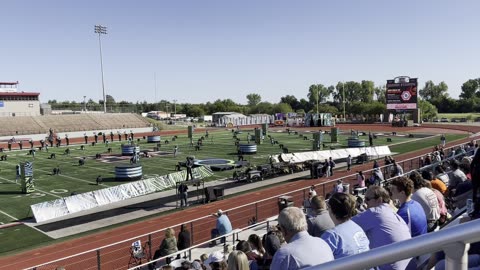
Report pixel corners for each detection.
[94,25,107,113]
[343,83,346,121]
[173,99,177,116]
[154,73,157,109]
[83,96,87,112]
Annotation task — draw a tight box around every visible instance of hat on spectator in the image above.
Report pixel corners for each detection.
[204,250,224,265]
[217,209,223,216]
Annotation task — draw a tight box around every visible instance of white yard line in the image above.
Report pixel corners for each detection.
[0,209,19,221]
[23,154,112,173]
[1,161,110,188]
[0,176,63,198]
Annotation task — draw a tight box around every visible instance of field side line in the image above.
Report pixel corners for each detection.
[6,152,112,173]
[0,209,20,221]
[31,155,112,172]
[0,175,62,198]
[1,161,111,188]
[387,134,440,147]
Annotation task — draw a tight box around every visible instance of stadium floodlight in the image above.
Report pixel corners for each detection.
[94,25,108,113]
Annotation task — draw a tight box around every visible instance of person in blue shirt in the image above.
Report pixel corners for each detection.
[321,192,370,259]
[389,176,428,237]
[211,209,232,245]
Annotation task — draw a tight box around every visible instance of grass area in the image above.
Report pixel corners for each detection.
[389,134,466,153]
[0,129,416,222]
[437,113,480,120]
[0,128,469,255]
[0,225,52,254]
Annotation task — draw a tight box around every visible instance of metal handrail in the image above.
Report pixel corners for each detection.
[127,217,277,270]
[307,217,480,270]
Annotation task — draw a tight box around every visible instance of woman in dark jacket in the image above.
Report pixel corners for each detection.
[152,227,177,265]
[177,224,191,259]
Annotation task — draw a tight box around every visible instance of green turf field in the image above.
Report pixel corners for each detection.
[0,129,461,223]
[436,113,480,121]
[0,128,468,255]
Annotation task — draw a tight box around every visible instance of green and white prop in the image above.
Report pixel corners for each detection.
[21,162,35,194]
[30,165,213,223]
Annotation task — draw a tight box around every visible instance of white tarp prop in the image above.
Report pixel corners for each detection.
[64,192,98,214]
[194,166,214,178]
[280,146,391,163]
[145,175,175,191]
[30,161,216,223]
[31,199,69,223]
[93,186,129,206]
[168,171,186,183]
[140,179,158,193]
[117,181,150,198]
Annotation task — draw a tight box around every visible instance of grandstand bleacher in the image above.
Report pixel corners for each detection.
[0,113,149,136]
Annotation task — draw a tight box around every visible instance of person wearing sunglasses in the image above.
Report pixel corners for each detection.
[351,186,415,270]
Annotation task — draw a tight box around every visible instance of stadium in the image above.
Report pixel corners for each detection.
[0,79,479,270]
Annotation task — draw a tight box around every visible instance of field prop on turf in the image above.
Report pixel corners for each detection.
[331,127,339,143]
[21,161,35,194]
[188,126,194,139]
[255,128,262,144]
[313,132,323,151]
[261,123,268,136]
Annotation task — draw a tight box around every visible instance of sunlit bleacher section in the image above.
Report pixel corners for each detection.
[0,116,45,135]
[0,113,149,136]
[25,142,478,270]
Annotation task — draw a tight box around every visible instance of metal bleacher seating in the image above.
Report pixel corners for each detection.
[0,113,149,136]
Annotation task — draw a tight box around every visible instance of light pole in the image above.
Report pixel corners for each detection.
[342,82,346,122]
[83,96,87,112]
[173,99,177,116]
[94,25,107,113]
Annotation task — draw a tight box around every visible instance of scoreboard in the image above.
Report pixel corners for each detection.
[386,77,418,110]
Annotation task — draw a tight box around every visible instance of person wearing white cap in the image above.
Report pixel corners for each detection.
[210,209,232,246]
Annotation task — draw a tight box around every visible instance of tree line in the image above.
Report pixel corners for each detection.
[48,78,480,119]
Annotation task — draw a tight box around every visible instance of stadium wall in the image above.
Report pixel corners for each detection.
[0,100,40,117]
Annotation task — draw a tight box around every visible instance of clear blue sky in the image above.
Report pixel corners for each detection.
[1,0,479,105]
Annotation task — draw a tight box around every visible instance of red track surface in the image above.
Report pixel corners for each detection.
[0,124,479,270]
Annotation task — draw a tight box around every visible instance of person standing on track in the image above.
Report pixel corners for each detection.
[347,154,352,171]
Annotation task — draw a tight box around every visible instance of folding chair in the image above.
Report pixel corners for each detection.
[128,240,149,268]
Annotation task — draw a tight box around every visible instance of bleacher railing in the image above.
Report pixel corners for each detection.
[26,142,470,270]
[307,216,480,270]
[127,217,278,270]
